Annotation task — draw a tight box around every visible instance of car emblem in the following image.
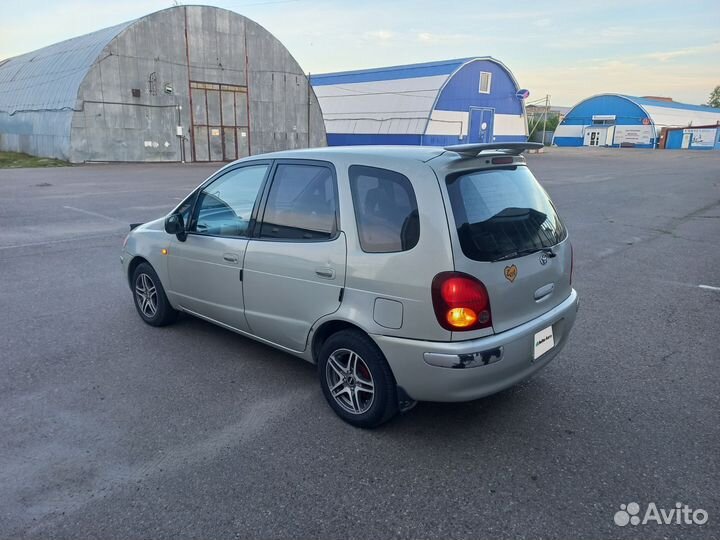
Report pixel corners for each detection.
[504,264,518,282]
[539,252,548,265]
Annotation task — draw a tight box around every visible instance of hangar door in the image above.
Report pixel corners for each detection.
[469,107,494,143]
[190,81,249,162]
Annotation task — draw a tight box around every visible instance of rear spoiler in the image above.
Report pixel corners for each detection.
[443,142,543,158]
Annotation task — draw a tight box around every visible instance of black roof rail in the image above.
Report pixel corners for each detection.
[443,142,543,157]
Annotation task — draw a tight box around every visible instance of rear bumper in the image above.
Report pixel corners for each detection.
[371,289,579,402]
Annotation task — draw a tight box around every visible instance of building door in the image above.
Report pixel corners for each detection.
[190,81,250,162]
[681,132,692,149]
[469,108,494,143]
[584,128,603,146]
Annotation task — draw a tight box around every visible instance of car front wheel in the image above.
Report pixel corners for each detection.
[131,262,178,327]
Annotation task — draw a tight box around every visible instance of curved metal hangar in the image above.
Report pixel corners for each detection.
[0,6,326,163]
[311,57,529,147]
[553,93,720,149]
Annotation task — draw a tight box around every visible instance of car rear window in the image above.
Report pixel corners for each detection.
[446,166,566,262]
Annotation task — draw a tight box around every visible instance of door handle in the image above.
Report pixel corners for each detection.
[315,267,335,279]
[534,283,554,301]
[223,253,239,264]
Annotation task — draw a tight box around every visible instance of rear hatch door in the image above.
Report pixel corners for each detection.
[443,163,572,335]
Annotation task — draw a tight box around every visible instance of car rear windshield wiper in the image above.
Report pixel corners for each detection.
[491,248,544,262]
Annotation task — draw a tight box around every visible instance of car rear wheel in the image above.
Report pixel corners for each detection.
[131,262,178,327]
[318,329,398,428]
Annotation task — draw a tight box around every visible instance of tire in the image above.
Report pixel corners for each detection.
[131,262,178,327]
[318,329,398,428]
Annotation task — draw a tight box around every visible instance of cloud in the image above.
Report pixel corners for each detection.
[363,30,395,42]
[415,32,472,44]
[519,55,716,106]
[597,26,634,40]
[641,42,720,62]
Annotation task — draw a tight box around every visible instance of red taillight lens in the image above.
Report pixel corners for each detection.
[431,272,492,331]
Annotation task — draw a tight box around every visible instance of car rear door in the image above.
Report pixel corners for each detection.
[442,162,572,336]
[242,160,346,352]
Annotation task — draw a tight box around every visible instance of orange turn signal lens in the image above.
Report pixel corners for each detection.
[161,248,168,255]
[446,307,478,328]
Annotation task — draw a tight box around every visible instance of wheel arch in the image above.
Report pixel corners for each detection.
[310,319,369,363]
[127,255,151,287]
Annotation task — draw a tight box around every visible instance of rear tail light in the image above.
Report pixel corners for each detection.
[431,272,492,331]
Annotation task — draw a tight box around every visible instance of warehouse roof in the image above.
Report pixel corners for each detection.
[0,21,134,115]
[623,95,720,114]
[310,57,475,86]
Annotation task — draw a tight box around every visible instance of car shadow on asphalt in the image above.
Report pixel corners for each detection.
[165,312,556,438]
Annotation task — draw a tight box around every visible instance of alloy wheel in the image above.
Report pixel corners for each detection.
[135,273,158,318]
[325,348,375,414]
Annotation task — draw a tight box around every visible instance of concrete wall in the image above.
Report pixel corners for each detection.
[68,6,324,162]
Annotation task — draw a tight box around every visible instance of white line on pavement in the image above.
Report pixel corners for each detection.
[698,284,720,292]
[63,205,126,223]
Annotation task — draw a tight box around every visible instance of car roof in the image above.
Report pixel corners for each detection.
[229,145,531,176]
[247,145,447,163]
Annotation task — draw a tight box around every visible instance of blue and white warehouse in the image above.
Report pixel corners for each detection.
[553,94,720,148]
[310,57,528,147]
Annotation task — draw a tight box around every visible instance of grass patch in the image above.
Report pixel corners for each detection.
[0,151,69,168]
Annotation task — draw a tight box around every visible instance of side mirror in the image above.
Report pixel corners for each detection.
[164,213,187,241]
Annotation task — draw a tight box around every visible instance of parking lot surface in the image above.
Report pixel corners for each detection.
[1,148,718,539]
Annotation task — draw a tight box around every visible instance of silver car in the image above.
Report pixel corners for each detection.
[121,143,578,428]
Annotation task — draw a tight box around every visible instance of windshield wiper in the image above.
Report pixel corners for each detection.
[491,248,544,262]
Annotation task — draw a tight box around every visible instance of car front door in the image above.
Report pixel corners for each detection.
[166,162,270,332]
[243,161,346,352]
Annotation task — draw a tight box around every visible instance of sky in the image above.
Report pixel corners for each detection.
[1,0,719,106]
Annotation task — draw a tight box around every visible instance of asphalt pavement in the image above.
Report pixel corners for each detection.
[1,148,718,539]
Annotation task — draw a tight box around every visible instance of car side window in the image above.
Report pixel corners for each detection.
[348,165,419,253]
[190,164,268,237]
[259,164,338,240]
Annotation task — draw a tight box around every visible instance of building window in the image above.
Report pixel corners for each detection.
[479,71,492,94]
